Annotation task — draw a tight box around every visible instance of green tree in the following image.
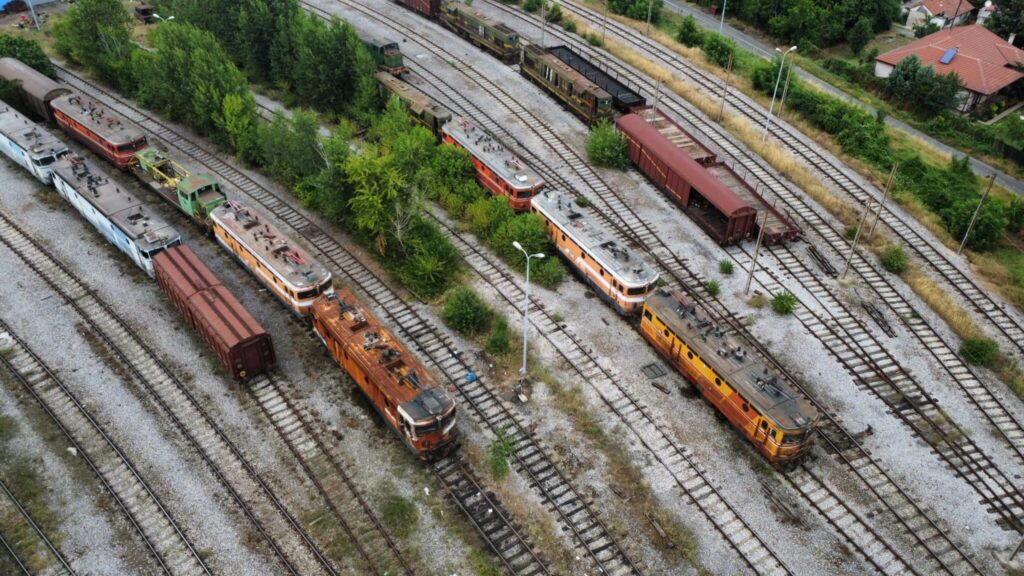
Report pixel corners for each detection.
[847,17,873,55]
[886,54,922,104]
[0,37,53,77]
[984,0,1024,40]
[259,110,326,185]
[586,119,629,169]
[676,14,705,47]
[913,21,941,38]
[442,287,493,336]
[296,131,351,221]
[219,93,262,164]
[608,0,663,21]
[345,151,405,253]
[881,244,907,274]
[53,0,136,87]
[702,33,737,67]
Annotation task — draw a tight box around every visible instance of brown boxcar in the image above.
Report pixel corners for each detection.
[154,245,275,380]
[395,0,440,17]
[0,57,70,123]
[617,112,756,245]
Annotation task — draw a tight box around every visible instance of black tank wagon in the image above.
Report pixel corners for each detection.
[547,45,646,113]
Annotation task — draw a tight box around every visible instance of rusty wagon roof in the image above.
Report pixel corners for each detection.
[153,245,269,348]
[617,113,754,218]
[0,58,70,106]
[49,92,147,147]
[313,290,455,425]
[646,291,818,432]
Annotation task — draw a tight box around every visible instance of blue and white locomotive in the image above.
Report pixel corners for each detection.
[0,102,68,183]
[50,153,181,277]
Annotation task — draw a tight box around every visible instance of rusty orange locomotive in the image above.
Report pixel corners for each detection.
[312,290,457,459]
[641,291,818,468]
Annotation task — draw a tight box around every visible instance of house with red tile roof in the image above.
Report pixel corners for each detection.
[875,24,1024,113]
[906,0,975,29]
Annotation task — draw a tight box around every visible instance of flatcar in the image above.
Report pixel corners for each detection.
[531,190,658,315]
[133,148,226,228]
[51,154,181,277]
[0,100,69,183]
[375,71,451,137]
[363,34,408,76]
[439,4,521,63]
[547,45,646,113]
[441,116,544,211]
[210,201,333,316]
[50,93,148,170]
[641,291,818,468]
[616,112,756,245]
[520,44,613,125]
[0,57,70,123]
[154,245,276,380]
[312,289,457,460]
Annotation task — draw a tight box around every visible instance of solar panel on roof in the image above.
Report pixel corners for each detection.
[940,47,958,64]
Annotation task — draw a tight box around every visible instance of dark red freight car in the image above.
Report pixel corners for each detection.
[154,245,276,380]
[617,113,756,245]
[395,0,441,17]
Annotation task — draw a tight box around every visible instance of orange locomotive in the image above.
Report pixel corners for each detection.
[441,116,544,212]
[312,290,457,460]
[50,93,148,170]
[641,291,818,468]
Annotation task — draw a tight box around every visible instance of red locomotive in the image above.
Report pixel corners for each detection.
[312,290,457,459]
[50,93,148,170]
[441,116,544,211]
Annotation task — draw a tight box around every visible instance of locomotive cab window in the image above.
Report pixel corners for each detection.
[643,310,652,321]
[742,402,749,412]
[770,429,778,439]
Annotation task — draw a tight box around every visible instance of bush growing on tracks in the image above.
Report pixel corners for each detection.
[770,291,798,314]
[587,32,604,47]
[960,338,999,366]
[562,18,578,34]
[705,280,721,296]
[881,244,908,274]
[488,427,517,480]
[702,33,737,68]
[443,288,494,336]
[586,119,629,169]
[486,316,511,355]
[545,3,563,23]
[719,260,734,275]
[676,15,705,48]
[523,0,542,12]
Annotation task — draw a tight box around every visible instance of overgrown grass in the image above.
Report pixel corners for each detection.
[377,483,418,540]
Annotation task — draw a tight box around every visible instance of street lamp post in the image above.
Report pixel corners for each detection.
[718,0,728,34]
[777,57,796,121]
[153,13,175,22]
[762,46,797,142]
[513,242,545,377]
[26,0,40,31]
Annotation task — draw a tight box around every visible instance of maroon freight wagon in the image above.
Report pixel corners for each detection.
[154,245,276,380]
[396,0,441,17]
[617,112,756,245]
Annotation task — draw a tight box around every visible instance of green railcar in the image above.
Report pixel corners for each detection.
[363,34,408,76]
[438,5,520,63]
[375,72,452,137]
[133,148,226,228]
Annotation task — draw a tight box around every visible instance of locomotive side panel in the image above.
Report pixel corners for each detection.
[50,94,148,170]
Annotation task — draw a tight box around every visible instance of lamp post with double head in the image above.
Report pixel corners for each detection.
[762,46,797,142]
[513,241,545,378]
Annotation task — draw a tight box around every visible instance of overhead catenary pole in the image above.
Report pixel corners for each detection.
[744,212,770,295]
[717,53,734,122]
[718,0,728,34]
[957,174,996,255]
[866,163,899,240]
[842,203,873,279]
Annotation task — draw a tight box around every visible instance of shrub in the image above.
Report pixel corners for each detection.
[545,3,563,22]
[881,244,908,274]
[562,18,577,33]
[705,280,721,296]
[770,291,798,314]
[608,0,663,21]
[960,338,999,366]
[523,0,541,12]
[486,316,511,354]
[676,15,704,47]
[575,196,591,208]
[586,119,629,169]
[719,260,734,275]
[0,36,54,77]
[587,33,603,46]
[442,288,493,336]
[488,427,517,479]
[702,33,736,68]
[379,488,418,539]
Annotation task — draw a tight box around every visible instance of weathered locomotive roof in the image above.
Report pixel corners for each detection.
[645,291,817,432]
[0,58,70,108]
[532,190,658,288]
[52,155,179,254]
[50,93,147,148]
[360,30,400,51]
[313,290,455,424]
[633,107,715,165]
[445,5,519,38]
[617,113,753,217]
[375,72,451,123]
[524,44,611,99]
[211,201,330,291]
[0,101,68,158]
[442,116,542,192]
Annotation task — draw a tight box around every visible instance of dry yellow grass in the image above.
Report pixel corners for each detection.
[904,266,985,340]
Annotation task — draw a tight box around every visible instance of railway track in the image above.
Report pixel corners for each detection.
[0,209,337,576]
[544,0,1024,365]
[0,476,75,576]
[336,3,985,572]
[53,65,622,576]
[431,456,550,576]
[0,315,203,576]
[485,0,1024,482]
[248,375,414,576]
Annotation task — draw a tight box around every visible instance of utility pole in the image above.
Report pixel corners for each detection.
[645,0,654,35]
[866,163,899,241]
[717,53,734,122]
[541,1,548,47]
[957,174,996,255]
[842,203,873,279]
[602,2,609,44]
[718,0,728,34]
[27,0,40,31]
[744,212,770,295]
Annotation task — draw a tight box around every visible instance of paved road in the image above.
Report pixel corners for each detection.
[664,0,1024,195]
